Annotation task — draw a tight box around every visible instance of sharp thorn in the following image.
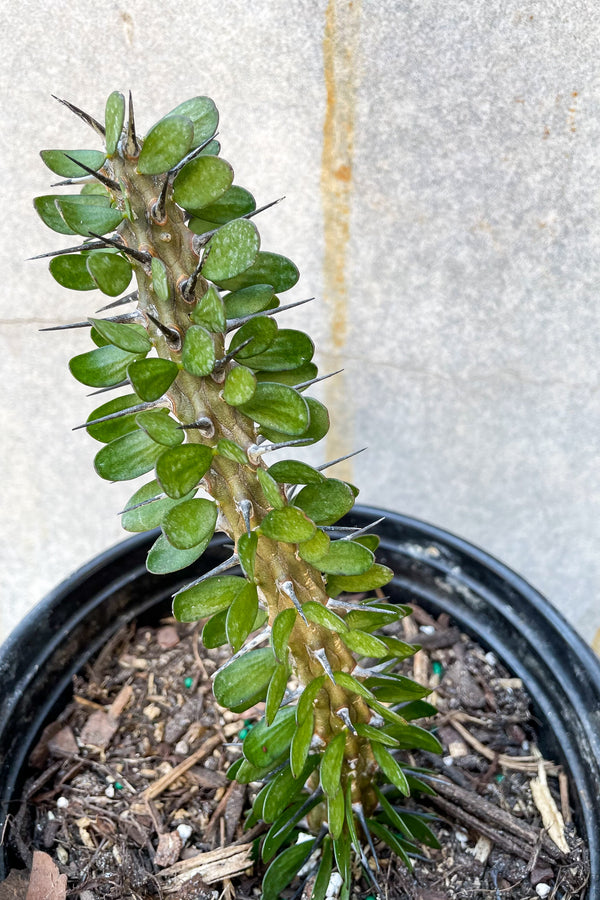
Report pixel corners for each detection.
[63,154,119,191]
[335,706,357,735]
[211,626,271,679]
[28,241,105,261]
[225,297,314,332]
[118,493,166,515]
[181,252,207,300]
[278,579,308,625]
[51,95,105,137]
[320,525,360,533]
[294,368,343,391]
[237,499,253,536]
[310,647,335,683]
[50,177,94,187]
[87,232,152,265]
[340,516,386,541]
[317,448,367,472]
[151,174,170,223]
[146,312,181,344]
[125,90,139,155]
[95,290,139,312]
[244,197,285,220]
[170,131,220,175]
[353,803,381,873]
[172,554,240,597]
[247,437,311,463]
[213,336,255,372]
[73,400,165,431]
[40,311,141,332]
[87,379,129,395]
[327,598,396,615]
[176,417,215,434]
[40,320,90,332]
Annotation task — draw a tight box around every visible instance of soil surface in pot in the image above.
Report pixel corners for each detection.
[6,604,590,900]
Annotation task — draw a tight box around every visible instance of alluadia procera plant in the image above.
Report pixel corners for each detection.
[35,92,442,899]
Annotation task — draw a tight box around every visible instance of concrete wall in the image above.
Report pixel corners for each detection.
[1,0,598,645]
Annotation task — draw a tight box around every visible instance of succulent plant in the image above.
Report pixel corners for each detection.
[35,92,441,899]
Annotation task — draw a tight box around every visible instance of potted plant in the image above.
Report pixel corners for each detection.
[1,91,599,898]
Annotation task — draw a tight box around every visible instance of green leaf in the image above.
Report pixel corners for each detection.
[365,674,431,703]
[167,96,218,148]
[302,601,348,633]
[173,155,234,210]
[213,647,278,712]
[35,194,108,235]
[162,497,217,550]
[86,393,142,442]
[155,444,213,498]
[327,791,345,841]
[135,409,183,447]
[173,575,248,621]
[70,344,140,387]
[344,603,402,633]
[354,534,380,553]
[237,531,258,579]
[263,757,318,824]
[181,325,215,376]
[260,507,316,544]
[309,539,374,576]
[243,329,314,373]
[371,742,410,796]
[271,608,297,662]
[397,700,438,721]
[127,358,179,402]
[105,91,125,155]
[40,149,106,177]
[339,629,390,658]
[226,581,259,652]
[332,671,375,702]
[216,438,247,466]
[290,708,313,777]
[327,563,394,598]
[202,219,260,283]
[189,185,256,223]
[295,479,355,527]
[217,251,299,293]
[262,797,319,862]
[320,733,346,798]
[50,254,96,291]
[296,675,326,723]
[202,609,229,648]
[311,835,333,900]
[94,429,164,481]
[56,199,123,236]
[374,785,440,848]
[333,833,351,886]
[298,529,330,565]
[151,257,170,301]
[223,284,277,318]
[243,708,296,769]
[268,460,324,485]
[121,479,196,532]
[378,723,442,754]
[231,315,278,358]
[256,362,319,388]
[138,114,194,174]
[147,532,209,574]
[355,724,400,748]
[223,366,256,405]
[89,318,151,354]
[381,635,418,660]
[87,252,132,296]
[262,837,316,900]
[265,662,289,726]
[239,383,309,436]
[191,285,226,332]
[257,469,285,509]
[367,819,413,870]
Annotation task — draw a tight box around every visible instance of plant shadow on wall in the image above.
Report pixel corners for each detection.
[1,91,597,899]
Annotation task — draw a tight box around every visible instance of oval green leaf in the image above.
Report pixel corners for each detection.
[259,396,329,446]
[298,529,330,565]
[216,438,247,466]
[174,575,248,622]
[155,444,213,498]
[296,675,326,723]
[326,563,394,598]
[223,284,277,319]
[121,479,197,532]
[260,507,316,544]
[87,252,132,296]
[89,317,151,354]
[290,708,313,777]
[226,581,259,652]
[310,539,374,576]
[213,647,278,712]
[189,185,255,223]
[105,91,125,155]
[268,460,324,485]
[147,532,209,574]
[94,429,164,481]
[191,285,226,332]
[243,329,314,373]
[257,468,285,509]
[294,479,355,527]
[167,96,218,148]
[320,733,346,798]
[223,365,256,406]
[302,601,348,633]
[243,707,296,769]
[162,497,217,550]
[40,149,106,177]
[239,383,309,436]
[271,608,296,662]
[181,325,215,377]
[56,200,123,237]
[370,741,410,796]
[86,393,142,443]
[70,344,140,387]
[339,629,390,658]
[151,257,169,301]
[216,251,299,293]
[50,254,96,291]
[138,114,194,174]
[237,531,258,580]
[202,219,260,283]
[135,409,183,447]
[262,837,316,900]
[127,358,179,402]
[173,155,233,211]
[231,315,278,358]
[265,662,289,726]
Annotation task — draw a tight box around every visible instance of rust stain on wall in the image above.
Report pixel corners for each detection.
[321,0,361,480]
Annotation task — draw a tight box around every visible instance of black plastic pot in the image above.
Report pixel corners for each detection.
[1,507,599,891]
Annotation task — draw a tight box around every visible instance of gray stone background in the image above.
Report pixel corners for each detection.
[1,0,598,646]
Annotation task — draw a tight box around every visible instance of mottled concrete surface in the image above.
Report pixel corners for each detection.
[1,1,598,645]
